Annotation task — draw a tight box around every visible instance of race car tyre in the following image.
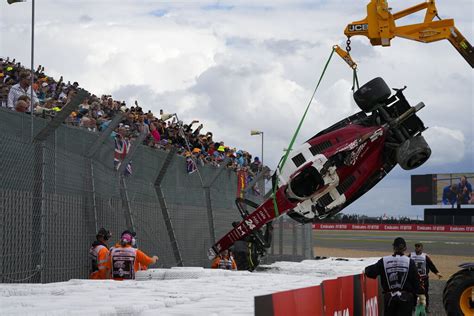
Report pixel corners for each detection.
[442,268,474,316]
[396,135,431,170]
[353,77,391,113]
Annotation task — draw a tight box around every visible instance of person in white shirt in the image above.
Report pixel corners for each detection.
[7,71,39,110]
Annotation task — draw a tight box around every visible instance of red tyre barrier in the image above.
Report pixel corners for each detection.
[274,286,324,316]
[312,223,474,232]
[363,275,382,316]
[322,276,354,316]
[255,273,381,316]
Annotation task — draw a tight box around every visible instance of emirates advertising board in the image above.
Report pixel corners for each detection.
[411,173,474,206]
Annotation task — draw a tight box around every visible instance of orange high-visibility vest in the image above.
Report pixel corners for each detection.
[89,245,110,279]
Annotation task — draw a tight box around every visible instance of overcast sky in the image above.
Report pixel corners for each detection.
[1,0,472,217]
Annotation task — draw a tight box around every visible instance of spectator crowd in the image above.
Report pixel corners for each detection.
[0,57,264,178]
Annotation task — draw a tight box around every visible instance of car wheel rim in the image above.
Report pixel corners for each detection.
[460,285,474,315]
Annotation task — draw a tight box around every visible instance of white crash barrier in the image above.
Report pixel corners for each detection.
[135,267,245,281]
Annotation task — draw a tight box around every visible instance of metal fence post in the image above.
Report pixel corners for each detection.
[292,223,297,256]
[242,166,270,196]
[302,224,307,258]
[40,141,46,283]
[119,175,135,232]
[117,129,148,175]
[85,112,124,159]
[203,157,230,245]
[0,190,4,283]
[89,161,98,233]
[33,90,88,142]
[84,112,124,237]
[32,141,46,283]
[278,216,283,257]
[153,148,183,267]
[117,129,148,233]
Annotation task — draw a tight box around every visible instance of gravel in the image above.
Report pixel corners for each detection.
[428,279,447,316]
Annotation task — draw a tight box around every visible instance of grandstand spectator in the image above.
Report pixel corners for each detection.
[36,82,49,103]
[1,84,9,107]
[7,71,39,110]
[0,57,263,174]
[149,122,161,143]
[114,125,132,175]
[15,98,29,113]
[235,150,245,168]
[250,157,261,173]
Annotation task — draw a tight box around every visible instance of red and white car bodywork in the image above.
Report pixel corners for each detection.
[209,77,430,257]
[282,124,388,223]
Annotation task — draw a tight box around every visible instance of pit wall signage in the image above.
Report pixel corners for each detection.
[255,274,383,316]
[312,223,474,232]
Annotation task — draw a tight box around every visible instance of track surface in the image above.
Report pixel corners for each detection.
[312,229,473,315]
[313,230,473,256]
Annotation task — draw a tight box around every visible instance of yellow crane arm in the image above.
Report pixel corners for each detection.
[343,0,473,68]
[333,45,357,69]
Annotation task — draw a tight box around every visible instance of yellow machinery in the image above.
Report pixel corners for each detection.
[335,0,473,68]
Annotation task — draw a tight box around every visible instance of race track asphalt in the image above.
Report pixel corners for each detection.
[312,230,474,256]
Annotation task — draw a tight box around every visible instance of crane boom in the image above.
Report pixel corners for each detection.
[343,0,473,68]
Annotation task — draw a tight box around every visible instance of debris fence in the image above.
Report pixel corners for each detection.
[0,107,312,283]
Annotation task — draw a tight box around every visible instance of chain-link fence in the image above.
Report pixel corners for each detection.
[0,107,313,283]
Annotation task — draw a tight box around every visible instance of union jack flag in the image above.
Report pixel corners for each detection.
[114,136,132,176]
[186,156,197,174]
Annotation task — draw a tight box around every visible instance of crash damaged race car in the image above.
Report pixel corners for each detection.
[208,77,431,259]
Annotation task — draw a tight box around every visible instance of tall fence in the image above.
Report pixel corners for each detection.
[0,106,312,283]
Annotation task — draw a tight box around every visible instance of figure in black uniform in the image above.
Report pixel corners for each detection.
[365,237,425,316]
[231,221,273,271]
[409,242,442,312]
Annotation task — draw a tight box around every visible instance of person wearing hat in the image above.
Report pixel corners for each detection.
[89,228,112,279]
[408,243,442,312]
[364,237,424,316]
[109,230,158,280]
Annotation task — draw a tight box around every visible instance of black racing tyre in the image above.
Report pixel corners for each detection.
[443,269,474,316]
[353,77,391,112]
[396,135,431,170]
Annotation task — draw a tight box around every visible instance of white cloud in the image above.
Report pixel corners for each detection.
[423,126,466,164]
[1,0,472,217]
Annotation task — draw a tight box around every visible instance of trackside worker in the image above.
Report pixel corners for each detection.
[211,249,237,270]
[364,237,424,316]
[109,230,158,280]
[89,228,112,279]
[409,242,442,312]
[232,221,273,272]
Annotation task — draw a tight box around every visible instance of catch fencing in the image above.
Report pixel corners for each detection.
[0,102,312,283]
